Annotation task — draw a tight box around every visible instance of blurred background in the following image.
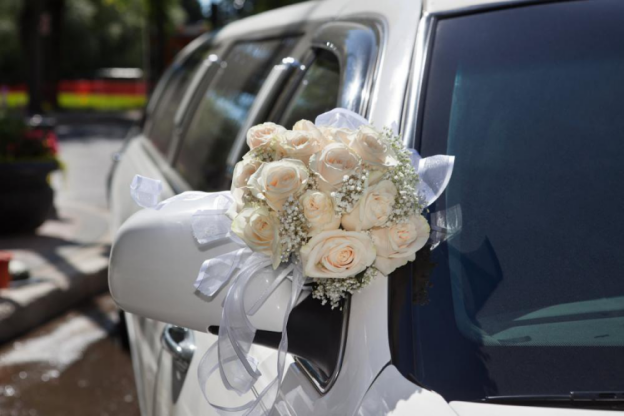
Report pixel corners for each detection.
[0,1,300,415]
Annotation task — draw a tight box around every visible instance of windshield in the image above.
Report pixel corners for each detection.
[392,0,624,403]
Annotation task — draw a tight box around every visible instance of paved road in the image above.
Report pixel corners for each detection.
[0,119,140,416]
[0,295,140,416]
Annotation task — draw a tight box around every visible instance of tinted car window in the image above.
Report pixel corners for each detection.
[147,42,214,155]
[394,0,624,404]
[175,39,294,191]
[279,50,340,129]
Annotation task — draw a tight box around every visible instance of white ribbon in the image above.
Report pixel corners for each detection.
[315,107,368,130]
[194,248,251,297]
[172,189,306,416]
[196,259,306,416]
[409,149,455,208]
[130,174,162,208]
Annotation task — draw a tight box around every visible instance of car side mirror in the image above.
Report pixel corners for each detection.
[108,194,295,332]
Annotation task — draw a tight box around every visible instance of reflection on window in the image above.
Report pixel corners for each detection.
[404,0,624,403]
[280,50,340,129]
[175,39,294,190]
[148,42,214,155]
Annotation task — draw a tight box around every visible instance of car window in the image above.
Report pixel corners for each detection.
[279,50,340,129]
[147,41,214,155]
[174,38,295,191]
[395,0,624,404]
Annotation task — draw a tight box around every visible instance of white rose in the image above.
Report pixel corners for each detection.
[371,215,430,275]
[293,120,323,136]
[231,206,282,268]
[299,190,340,236]
[229,159,261,217]
[342,180,397,231]
[246,122,287,149]
[308,143,361,192]
[284,130,324,165]
[349,126,397,168]
[318,126,353,144]
[300,230,376,278]
[231,159,261,189]
[248,159,309,211]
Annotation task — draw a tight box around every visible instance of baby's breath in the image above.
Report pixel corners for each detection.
[312,267,378,309]
[278,196,309,263]
[382,128,424,224]
[330,170,368,215]
[245,140,285,163]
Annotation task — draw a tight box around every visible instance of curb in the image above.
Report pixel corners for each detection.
[0,244,110,344]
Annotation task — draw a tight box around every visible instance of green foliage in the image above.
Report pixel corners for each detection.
[60,0,148,78]
[0,0,25,84]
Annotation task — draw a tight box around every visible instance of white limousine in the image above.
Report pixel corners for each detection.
[107,0,624,415]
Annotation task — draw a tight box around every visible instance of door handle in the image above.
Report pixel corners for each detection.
[161,324,196,372]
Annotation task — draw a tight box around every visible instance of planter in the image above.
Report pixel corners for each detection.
[0,160,59,234]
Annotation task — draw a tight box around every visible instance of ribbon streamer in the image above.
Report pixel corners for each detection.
[197,259,306,416]
[130,174,162,208]
[409,149,455,208]
[315,107,368,130]
[194,248,251,297]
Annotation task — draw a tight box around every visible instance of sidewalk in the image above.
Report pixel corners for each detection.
[0,200,111,344]
[0,117,124,344]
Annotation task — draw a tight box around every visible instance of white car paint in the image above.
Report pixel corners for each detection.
[109,1,623,415]
[450,402,614,416]
[356,365,457,416]
[109,193,300,332]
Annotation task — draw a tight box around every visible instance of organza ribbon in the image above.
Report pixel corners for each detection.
[186,193,306,416]
[130,174,162,208]
[196,257,306,416]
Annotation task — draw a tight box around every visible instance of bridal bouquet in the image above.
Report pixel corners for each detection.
[128,108,453,415]
[227,109,434,308]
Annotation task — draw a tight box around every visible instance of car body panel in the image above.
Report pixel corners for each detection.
[356,365,457,416]
[450,402,614,416]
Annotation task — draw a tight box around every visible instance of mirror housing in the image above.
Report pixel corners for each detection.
[108,194,294,332]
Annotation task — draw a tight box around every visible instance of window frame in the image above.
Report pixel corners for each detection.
[142,32,217,154]
[169,34,304,191]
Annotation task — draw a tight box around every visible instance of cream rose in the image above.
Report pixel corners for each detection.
[293,120,322,136]
[231,206,281,268]
[229,159,261,217]
[231,159,261,189]
[246,122,286,149]
[299,190,340,236]
[349,126,397,168]
[308,143,361,192]
[342,180,397,231]
[370,215,430,275]
[248,159,309,211]
[300,230,376,278]
[284,130,324,165]
[318,126,352,144]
